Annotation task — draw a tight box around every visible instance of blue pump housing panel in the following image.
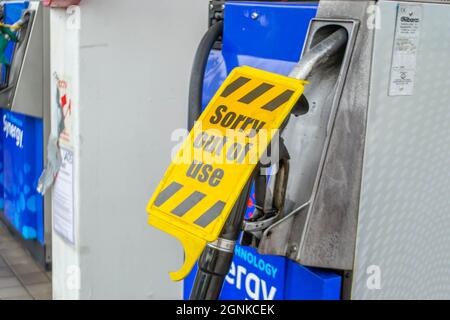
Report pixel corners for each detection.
[0,109,3,211]
[201,1,318,109]
[3,111,44,243]
[184,2,342,300]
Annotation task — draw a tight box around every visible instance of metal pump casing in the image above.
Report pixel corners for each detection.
[257,0,450,299]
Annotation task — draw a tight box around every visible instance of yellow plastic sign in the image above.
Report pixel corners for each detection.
[147,66,306,281]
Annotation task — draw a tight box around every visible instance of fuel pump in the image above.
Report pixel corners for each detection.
[0,1,51,268]
[147,0,347,300]
[188,27,348,300]
[147,0,450,300]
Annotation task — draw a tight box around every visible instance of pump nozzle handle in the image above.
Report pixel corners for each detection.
[289,28,348,81]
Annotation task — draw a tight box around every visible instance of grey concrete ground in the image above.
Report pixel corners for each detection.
[0,221,52,300]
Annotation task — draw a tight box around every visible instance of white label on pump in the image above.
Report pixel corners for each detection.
[389,4,422,96]
[53,147,75,245]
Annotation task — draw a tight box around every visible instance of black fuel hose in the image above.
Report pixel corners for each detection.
[188,20,223,130]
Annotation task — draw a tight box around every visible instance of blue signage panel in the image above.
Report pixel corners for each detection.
[221,244,286,300]
[0,109,3,211]
[2,110,44,243]
[285,260,342,300]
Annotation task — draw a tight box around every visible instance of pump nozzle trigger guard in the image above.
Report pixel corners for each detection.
[148,215,207,282]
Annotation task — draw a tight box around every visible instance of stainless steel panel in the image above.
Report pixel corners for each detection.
[258,17,360,263]
[353,0,450,299]
[259,1,375,272]
[296,0,375,270]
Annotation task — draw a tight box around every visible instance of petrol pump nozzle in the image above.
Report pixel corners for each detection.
[242,28,349,246]
[290,28,348,81]
[189,28,349,301]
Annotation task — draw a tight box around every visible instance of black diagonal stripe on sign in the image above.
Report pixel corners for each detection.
[221,77,251,97]
[261,90,295,112]
[154,182,183,207]
[172,191,206,217]
[238,83,274,104]
[194,201,226,228]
